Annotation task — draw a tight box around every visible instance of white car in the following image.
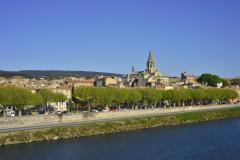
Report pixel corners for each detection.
[6,110,15,117]
[102,108,109,112]
[92,109,99,113]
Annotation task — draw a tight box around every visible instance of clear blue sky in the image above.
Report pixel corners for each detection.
[0,0,240,77]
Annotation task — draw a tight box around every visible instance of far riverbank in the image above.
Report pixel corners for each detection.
[1,106,240,146]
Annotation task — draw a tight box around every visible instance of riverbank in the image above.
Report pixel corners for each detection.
[1,104,238,132]
[1,106,240,146]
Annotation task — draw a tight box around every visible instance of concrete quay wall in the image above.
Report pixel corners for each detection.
[0,104,238,130]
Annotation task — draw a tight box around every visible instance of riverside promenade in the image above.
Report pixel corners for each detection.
[0,104,240,133]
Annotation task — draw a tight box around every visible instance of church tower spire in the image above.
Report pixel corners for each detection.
[131,65,135,73]
[146,49,156,73]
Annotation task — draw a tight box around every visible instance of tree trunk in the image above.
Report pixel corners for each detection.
[3,108,6,117]
[88,102,91,112]
[19,110,22,116]
[163,101,166,108]
[154,102,157,108]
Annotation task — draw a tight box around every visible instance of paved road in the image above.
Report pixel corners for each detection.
[0,104,240,133]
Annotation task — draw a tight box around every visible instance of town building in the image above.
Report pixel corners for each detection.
[180,72,201,88]
[65,79,94,87]
[95,76,123,87]
[180,72,197,84]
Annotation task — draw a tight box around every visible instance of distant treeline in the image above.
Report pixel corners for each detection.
[0,70,123,79]
[74,87,239,110]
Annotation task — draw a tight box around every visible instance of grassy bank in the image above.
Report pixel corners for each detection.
[1,107,240,146]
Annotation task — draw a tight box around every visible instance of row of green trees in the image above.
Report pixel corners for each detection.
[0,86,42,108]
[73,87,239,110]
[73,87,142,111]
[0,86,238,114]
[0,86,67,115]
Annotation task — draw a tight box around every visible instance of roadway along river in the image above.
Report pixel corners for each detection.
[1,118,240,160]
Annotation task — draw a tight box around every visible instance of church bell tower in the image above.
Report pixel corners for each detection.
[146,49,156,73]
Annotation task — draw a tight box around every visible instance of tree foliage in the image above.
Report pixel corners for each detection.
[0,87,67,109]
[73,87,239,108]
[37,89,67,104]
[0,86,43,108]
[197,73,221,87]
[197,73,228,87]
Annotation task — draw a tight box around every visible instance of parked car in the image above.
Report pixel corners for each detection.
[91,109,99,113]
[22,109,33,116]
[102,108,109,112]
[37,107,46,114]
[5,109,15,117]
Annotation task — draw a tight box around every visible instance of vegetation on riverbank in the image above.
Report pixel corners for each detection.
[0,86,67,107]
[1,106,240,146]
[0,86,67,115]
[73,87,238,111]
[0,86,238,115]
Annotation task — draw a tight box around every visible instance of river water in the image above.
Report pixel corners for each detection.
[1,118,240,160]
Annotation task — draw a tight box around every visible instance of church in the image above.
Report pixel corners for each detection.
[123,50,169,87]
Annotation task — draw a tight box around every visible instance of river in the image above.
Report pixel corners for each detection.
[1,118,240,160]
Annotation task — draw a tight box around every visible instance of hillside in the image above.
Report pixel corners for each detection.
[0,70,123,78]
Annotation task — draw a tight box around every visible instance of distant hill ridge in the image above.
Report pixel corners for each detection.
[0,70,123,78]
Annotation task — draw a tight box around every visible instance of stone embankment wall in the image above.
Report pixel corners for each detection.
[0,104,238,130]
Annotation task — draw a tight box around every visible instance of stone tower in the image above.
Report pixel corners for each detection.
[146,49,156,73]
[131,65,135,73]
